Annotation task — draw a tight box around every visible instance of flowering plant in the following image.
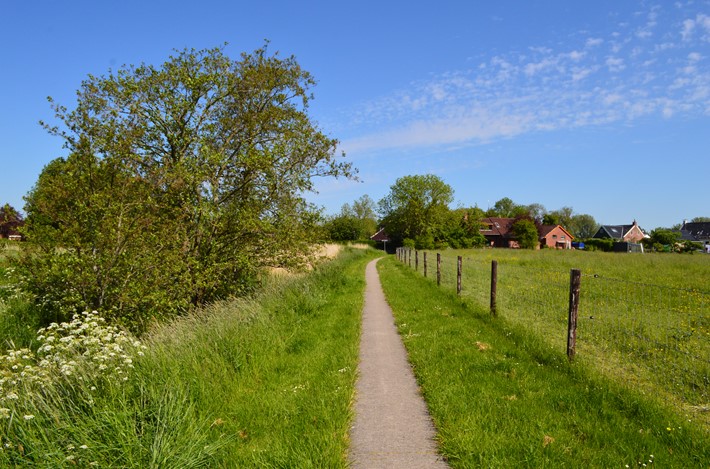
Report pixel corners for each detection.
[0,310,145,415]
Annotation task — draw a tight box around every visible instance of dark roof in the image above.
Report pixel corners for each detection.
[370,228,390,242]
[480,217,514,238]
[538,225,557,237]
[680,222,710,241]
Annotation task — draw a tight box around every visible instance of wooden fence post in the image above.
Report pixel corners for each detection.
[567,269,582,361]
[415,250,419,271]
[457,256,462,295]
[408,248,412,268]
[423,252,428,277]
[490,260,498,316]
[436,253,441,286]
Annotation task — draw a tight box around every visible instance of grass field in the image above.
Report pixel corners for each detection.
[378,256,709,467]
[404,248,709,431]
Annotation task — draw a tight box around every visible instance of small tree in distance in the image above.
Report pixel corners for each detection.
[512,218,539,249]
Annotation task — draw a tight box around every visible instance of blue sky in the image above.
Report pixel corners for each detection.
[1,1,708,230]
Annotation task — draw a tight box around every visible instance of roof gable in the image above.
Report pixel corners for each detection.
[539,224,574,240]
[370,228,390,242]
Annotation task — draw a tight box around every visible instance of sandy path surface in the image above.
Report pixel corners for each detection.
[349,258,449,468]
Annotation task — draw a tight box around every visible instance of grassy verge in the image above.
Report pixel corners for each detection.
[378,256,708,468]
[1,247,378,467]
[144,247,378,467]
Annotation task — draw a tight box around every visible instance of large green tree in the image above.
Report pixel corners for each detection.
[19,45,353,332]
[378,174,454,246]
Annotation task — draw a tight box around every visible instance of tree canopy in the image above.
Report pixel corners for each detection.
[511,217,540,249]
[324,195,378,242]
[378,174,454,246]
[19,45,353,332]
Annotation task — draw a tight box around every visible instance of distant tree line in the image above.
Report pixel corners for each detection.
[323,174,600,250]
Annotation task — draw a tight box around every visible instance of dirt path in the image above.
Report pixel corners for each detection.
[349,258,449,468]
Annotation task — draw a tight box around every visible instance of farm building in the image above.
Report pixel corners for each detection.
[593,220,647,243]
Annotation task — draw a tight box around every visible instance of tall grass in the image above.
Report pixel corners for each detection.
[0,242,39,348]
[378,256,709,467]
[0,246,377,467]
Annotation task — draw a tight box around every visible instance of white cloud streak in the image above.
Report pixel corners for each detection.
[341,3,710,156]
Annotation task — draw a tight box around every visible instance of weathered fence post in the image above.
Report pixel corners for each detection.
[408,248,412,268]
[490,260,498,316]
[457,256,462,295]
[567,269,582,361]
[436,253,441,286]
[423,252,428,277]
[415,250,419,271]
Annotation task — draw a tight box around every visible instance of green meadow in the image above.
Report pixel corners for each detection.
[378,255,709,467]
[405,248,709,431]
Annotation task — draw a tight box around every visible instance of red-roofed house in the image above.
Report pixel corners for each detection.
[538,225,574,249]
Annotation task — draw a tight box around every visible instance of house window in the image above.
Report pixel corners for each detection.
[561,235,565,240]
[552,235,557,239]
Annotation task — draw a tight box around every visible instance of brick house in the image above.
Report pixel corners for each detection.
[538,225,574,249]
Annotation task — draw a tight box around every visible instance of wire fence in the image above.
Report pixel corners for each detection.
[395,248,709,428]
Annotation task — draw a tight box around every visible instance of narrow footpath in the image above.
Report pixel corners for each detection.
[349,258,449,468]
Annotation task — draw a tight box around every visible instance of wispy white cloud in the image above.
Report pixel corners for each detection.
[681,13,710,41]
[605,56,626,71]
[339,3,710,156]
